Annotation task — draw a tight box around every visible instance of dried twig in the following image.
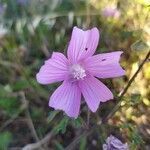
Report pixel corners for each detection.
[20,92,40,142]
[41,44,50,58]
[22,131,54,150]
[17,51,150,150]
[87,108,90,129]
[65,50,150,150]
[0,91,46,150]
[103,50,150,122]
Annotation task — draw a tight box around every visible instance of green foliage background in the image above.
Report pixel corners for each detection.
[0,0,150,149]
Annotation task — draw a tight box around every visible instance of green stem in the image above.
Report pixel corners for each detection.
[102,50,150,122]
[65,50,150,150]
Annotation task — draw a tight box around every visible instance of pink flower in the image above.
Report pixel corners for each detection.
[103,135,129,150]
[36,27,125,118]
[102,7,121,18]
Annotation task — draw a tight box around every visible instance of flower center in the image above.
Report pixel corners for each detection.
[70,64,86,80]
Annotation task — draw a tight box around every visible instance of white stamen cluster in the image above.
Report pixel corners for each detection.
[70,64,86,80]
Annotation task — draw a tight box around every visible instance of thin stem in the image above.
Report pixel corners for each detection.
[85,1,91,27]
[22,131,54,150]
[0,93,28,131]
[87,108,90,129]
[65,50,150,150]
[103,50,150,122]
[20,92,45,150]
[20,92,40,141]
[65,129,94,150]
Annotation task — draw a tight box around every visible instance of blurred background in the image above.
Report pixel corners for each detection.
[0,0,150,149]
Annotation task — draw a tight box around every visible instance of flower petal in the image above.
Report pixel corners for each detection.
[36,52,69,84]
[49,81,81,118]
[79,76,113,112]
[67,27,99,63]
[84,51,125,78]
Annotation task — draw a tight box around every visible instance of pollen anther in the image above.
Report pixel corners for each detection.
[70,64,86,80]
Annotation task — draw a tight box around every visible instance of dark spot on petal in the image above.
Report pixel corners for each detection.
[85,48,88,51]
[102,59,106,61]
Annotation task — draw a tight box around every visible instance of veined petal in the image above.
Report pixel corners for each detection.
[67,27,99,63]
[84,51,125,78]
[36,52,69,84]
[49,81,81,118]
[79,76,113,112]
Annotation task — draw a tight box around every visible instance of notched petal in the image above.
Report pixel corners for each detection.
[84,51,125,78]
[67,27,100,63]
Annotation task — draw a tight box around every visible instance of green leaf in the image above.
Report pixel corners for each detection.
[31,107,43,120]
[120,123,144,149]
[131,39,149,51]
[54,117,69,134]
[12,79,30,91]
[71,117,84,128]
[130,93,141,105]
[130,129,144,149]
[79,137,87,150]
[0,85,12,98]
[47,110,59,123]
[54,141,64,150]
[0,132,12,150]
[0,97,19,116]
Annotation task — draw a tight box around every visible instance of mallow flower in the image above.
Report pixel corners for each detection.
[102,6,120,19]
[36,27,125,118]
[103,135,129,150]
